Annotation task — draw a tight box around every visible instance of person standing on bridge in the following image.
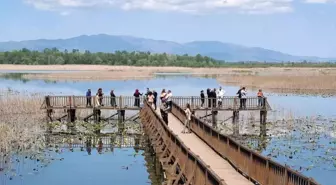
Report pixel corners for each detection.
[257,89,264,107]
[133,89,142,107]
[207,88,211,108]
[97,88,104,106]
[110,90,116,107]
[166,90,173,111]
[200,90,205,108]
[217,86,225,107]
[153,90,158,110]
[211,88,217,108]
[160,89,167,102]
[241,87,247,109]
[95,93,101,107]
[86,89,92,107]
[147,91,155,109]
[160,102,169,125]
[182,103,192,134]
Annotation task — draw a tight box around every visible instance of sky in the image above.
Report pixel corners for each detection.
[0,0,335,57]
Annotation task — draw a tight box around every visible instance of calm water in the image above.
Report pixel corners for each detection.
[0,148,154,185]
[1,71,335,185]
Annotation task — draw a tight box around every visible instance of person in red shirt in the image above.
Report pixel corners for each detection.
[257,89,264,107]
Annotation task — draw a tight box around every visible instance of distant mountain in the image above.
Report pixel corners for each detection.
[0,34,334,62]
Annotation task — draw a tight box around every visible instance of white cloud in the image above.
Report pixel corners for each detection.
[304,0,330,3]
[24,0,294,14]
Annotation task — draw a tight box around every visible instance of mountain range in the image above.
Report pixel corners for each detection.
[0,34,333,62]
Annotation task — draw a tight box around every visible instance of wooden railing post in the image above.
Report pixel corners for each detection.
[72,95,76,108]
[119,96,123,109]
[284,166,288,185]
[68,96,72,108]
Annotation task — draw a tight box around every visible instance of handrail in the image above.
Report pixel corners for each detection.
[42,95,271,111]
[170,101,320,185]
[142,101,226,185]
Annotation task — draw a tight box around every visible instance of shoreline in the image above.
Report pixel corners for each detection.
[1,65,336,96]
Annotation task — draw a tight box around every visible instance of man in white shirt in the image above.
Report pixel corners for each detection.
[217,86,225,107]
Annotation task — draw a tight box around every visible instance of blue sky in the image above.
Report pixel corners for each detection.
[0,0,335,57]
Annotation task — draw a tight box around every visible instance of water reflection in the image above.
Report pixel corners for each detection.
[0,134,162,185]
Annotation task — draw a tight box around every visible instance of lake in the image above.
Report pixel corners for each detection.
[0,71,335,185]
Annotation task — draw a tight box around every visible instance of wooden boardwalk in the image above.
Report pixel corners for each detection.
[40,95,319,185]
[156,109,253,185]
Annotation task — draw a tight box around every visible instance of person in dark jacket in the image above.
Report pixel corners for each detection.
[206,88,211,108]
[133,89,142,107]
[236,87,243,109]
[153,90,158,110]
[86,89,91,107]
[211,88,217,108]
[200,90,205,107]
[110,90,116,107]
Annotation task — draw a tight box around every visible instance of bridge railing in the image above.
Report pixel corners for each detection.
[141,101,226,185]
[172,96,271,110]
[44,96,145,109]
[43,95,271,110]
[170,102,319,185]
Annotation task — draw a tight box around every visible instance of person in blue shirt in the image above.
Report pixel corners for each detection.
[86,89,92,107]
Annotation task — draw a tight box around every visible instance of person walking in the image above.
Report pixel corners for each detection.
[86,89,92,107]
[182,103,192,134]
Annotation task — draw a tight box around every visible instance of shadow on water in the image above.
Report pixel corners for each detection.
[0,134,163,185]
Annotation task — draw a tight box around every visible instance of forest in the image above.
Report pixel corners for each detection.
[0,48,335,68]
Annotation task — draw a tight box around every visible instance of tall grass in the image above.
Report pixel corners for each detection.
[0,92,45,171]
[218,74,336,95]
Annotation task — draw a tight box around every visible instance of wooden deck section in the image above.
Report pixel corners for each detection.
[156,109,253,185]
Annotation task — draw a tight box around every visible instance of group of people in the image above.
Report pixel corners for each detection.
[200,86,265,109]
[85,88,116,107]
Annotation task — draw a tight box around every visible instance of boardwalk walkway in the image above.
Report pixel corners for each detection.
[156,109,253,185]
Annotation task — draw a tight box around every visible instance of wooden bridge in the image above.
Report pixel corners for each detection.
[41,96,319,185]
[41,96,272,111]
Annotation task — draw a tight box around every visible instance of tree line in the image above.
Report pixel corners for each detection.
[0,48,335,68]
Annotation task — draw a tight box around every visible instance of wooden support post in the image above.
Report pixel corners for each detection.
[67,108,76,123]
[211,110,218,129]
[117,110,125,133]
[93,108,101,134]
[232,111,239,136]
[260,110,267,137]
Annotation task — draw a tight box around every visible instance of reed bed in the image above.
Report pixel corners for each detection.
[218,74,336,95]
[0,92,46,171]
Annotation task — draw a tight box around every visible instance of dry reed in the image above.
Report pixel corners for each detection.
[0,92,46,170]
[218,74,336,95]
